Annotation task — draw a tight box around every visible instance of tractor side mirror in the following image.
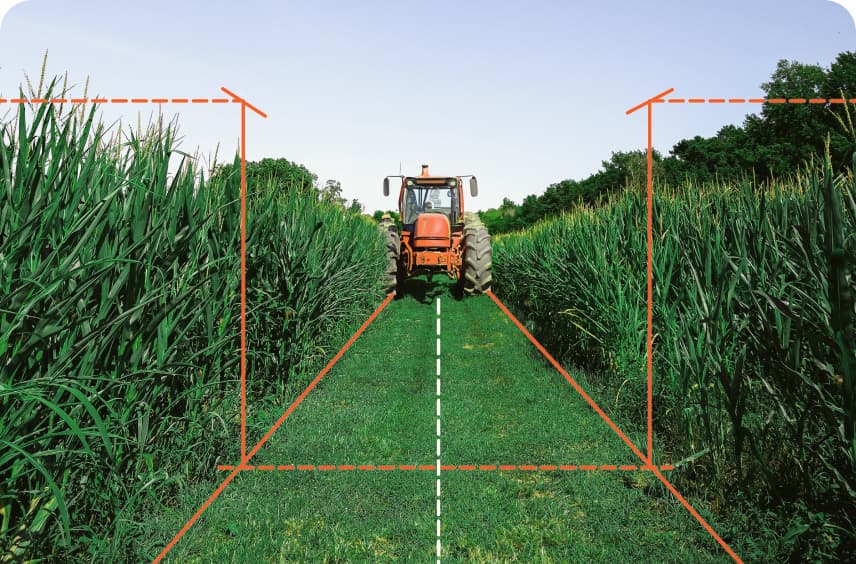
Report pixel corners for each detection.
[469,177,478,197]
[383,178,390,197]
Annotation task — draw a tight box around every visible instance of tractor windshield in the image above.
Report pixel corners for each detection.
[402,184,459,225]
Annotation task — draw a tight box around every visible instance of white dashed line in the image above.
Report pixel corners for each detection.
[435,297,442,563]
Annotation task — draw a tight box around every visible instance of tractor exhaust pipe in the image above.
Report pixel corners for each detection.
[421,164,430,177]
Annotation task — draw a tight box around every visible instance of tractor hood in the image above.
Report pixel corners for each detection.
[413,213,451,248]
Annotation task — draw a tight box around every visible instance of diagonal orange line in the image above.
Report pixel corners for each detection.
[153,293,394,563]
[486,290,742,563]
[626,87,675,115]
[220,86,267,118]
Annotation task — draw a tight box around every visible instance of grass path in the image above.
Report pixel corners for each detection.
[145,279,726,562]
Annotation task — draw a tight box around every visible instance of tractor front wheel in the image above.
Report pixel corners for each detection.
[381,220,400,296]
[461,224,492,295]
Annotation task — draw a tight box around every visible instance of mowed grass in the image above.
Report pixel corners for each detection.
[145,278,725,562]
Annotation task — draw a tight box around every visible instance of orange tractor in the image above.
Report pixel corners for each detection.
[380,164,491,296]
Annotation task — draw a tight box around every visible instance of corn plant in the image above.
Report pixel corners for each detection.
[493,157,856,560]
[1,80,387,561]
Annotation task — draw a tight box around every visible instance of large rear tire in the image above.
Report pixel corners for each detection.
[461,224,492,295]
[380,219,400,296]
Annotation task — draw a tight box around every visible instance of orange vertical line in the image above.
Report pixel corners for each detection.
[240,102,247,460]
[647,102,654,464]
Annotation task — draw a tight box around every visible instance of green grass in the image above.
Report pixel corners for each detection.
[144,279,724,562]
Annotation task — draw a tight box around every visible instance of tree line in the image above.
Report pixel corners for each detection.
[480,51,856,235]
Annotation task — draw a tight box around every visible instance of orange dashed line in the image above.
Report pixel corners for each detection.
[3,95,844,108]
[215,463,677,472]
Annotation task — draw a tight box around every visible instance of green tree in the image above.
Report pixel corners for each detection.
[213,157,316,193]
[321,179,346,206]
[824,51,856,167]
[750,59,828,175]
[348,199,364,215]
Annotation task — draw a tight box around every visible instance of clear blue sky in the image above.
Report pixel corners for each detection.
[1,0,854,212]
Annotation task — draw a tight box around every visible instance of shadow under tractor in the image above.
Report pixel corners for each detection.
[380,164,492,297]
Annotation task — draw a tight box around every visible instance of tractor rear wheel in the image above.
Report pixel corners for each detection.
[381,220,400,296]
[461,224,492,295]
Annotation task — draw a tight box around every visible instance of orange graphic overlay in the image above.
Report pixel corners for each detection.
[626,87,674,464]
[218,86,268,460]
[215,463,676,472]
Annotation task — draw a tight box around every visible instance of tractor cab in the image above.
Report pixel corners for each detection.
[401,179,460,226]
[401,175,460,250]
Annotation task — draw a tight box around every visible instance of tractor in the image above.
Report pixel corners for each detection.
[379,164,491,296]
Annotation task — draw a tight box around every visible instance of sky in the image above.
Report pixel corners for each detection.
[0,0,854,213]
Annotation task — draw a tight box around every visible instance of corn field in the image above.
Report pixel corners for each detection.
[493,161,856,560]
[0,91,387,560]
